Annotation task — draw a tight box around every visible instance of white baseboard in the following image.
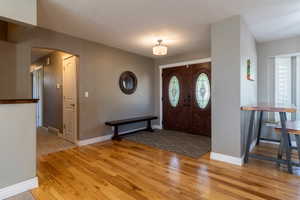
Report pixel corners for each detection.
[0,177,38,200]
[152,125,162,129]
[210,152,243,166]
[77,134,112,146]
[77,127,147,146]
[48,126,59,133]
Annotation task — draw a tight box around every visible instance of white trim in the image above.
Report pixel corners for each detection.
[158,57,211,127]
[77,134,112,146]
[210,152,243,166]
[77,127,147,146]
[152,125,162,129]
[48,126,60,134]
[0,177,38,200]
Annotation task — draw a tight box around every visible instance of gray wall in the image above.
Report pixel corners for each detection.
[8,25,155,140]
[0,40,16,98]
[211,16,257,158]
[211,16,242,157]
[32,52,64,132]
[153,49,211,125]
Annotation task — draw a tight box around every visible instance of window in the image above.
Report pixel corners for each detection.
[274,56,295,120]
[168,76,180,107]
[275,57,292,106]
[196,73,210,109]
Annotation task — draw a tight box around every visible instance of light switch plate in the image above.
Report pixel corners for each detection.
[84,91,89,98]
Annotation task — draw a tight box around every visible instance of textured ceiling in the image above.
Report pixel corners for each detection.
[37,0,300,58]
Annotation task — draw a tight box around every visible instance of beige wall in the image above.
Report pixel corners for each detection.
[153,49,211,125]
[8,25,155,140]
[0,40,16,98]
[0,104,36,189]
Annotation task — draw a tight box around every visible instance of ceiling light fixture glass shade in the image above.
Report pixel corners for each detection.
[153,40,167,56]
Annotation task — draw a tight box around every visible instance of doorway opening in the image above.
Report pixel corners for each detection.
[31,48,78,156]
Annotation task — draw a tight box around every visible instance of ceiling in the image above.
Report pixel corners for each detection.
[37,0,300,58]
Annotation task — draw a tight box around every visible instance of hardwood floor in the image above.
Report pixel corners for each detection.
[31,140,300,200]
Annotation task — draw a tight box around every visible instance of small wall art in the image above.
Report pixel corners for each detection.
[247,59,254,81]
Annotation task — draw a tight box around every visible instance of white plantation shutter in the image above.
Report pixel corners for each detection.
[275,57,292,120]
[297,56,300,120]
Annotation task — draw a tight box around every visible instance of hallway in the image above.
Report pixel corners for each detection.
[37,128,76,156]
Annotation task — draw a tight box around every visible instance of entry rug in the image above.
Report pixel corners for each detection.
[123,129,211,158]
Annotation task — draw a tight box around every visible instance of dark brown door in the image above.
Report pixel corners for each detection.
[162,66,190,132]
[162,63,211,137]
[190,63,211,136]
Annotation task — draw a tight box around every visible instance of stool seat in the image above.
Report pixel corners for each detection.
[274,120,300,135]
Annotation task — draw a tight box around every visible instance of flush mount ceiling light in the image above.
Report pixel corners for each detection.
[153,40,167,56]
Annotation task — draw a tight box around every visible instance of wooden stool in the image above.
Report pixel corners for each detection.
[274,120,300,166]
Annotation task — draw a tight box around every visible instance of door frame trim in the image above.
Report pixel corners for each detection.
[158,57,212,129]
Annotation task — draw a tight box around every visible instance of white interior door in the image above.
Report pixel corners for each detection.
[32,67,43,127]
[63,56,77,143]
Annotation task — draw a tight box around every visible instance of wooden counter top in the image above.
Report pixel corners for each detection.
[0,99,39,104]
[241,104,296,113]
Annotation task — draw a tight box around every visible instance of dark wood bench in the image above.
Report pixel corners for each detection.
[105,115,158,140]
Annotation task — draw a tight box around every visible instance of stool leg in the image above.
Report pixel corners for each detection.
[295,135,300,164]
[277,134,284,167]
[257,111,264,145]
[245,110,256,163]
[279,112,293,173]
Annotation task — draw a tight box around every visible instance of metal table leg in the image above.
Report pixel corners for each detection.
[279,112,293,173]
[295,135,300,164]
[244,110,256,163]
[256,111,264,145]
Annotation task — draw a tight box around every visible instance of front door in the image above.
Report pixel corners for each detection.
[162,62,211,136]
[63,56,77,143]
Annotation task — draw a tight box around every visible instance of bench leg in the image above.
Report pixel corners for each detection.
[146,120,154,132]
[112,125,120,140]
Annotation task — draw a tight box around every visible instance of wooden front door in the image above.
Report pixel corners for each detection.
[162,62,211,136]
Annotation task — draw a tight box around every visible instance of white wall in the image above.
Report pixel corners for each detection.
[258,36,300,105]
[0,0,37,25]
[258,36,300,139]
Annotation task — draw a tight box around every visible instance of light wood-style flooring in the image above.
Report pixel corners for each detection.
[31,140,300,200]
